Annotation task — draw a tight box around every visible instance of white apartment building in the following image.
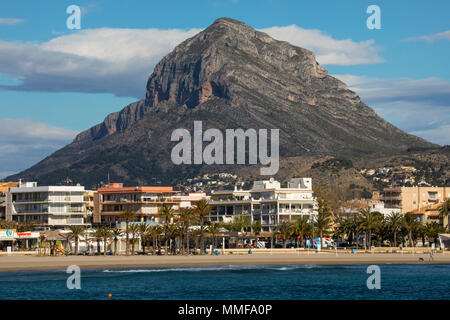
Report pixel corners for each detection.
[0,193,6,220]
[209,178,317,232]
[6,182,89,227]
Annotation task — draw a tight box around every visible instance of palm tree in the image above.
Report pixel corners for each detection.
[425,222,446,246]
[315,198,334,247]
[111,228,123,255]
[100,227,112,256]
[403,212,419,247]
[148,225,161,255]
[275,220,294,248]
[292,216,312,248]
[17,221,36,233]
[192,228,202,254]
[207,222,222,249]
[93,228,103,254]
[335,217,357,247]
[69,225,85,255]
[386,212,404,247]
[228,215,251,248]
[438,199,450,231]
[137,223,149,254]
[129,224,140,255]
[179,208,196,255]
[166,223,180,255]
[158,205,176,255]
[120,210,137,256]
[252,220,262,246]
[193,199,211,255]
[358,207,382,249]
[85,227,92,255]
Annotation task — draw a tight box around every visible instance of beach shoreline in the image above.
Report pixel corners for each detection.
[1,252,449,272]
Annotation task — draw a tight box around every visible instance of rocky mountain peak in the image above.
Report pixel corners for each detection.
[145,17,327,109]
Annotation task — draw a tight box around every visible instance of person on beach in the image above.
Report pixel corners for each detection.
[429,249,434,262]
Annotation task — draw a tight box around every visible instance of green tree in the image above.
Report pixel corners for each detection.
[148,225,162,255]
[438,199,450,231]
[386,212,404,247]
[358,207,383,249]
[207,222,222,248]
[111,227,123,255]
[335,217,358,247]
[292,216,312,248]
[403,212,419,247]
[100,226,112,256]
[275,220,294,248]
[165,223,180,255]
[120,210,137,256]
[93,228,103,254]
[425,222,446,246]
[69,225,85,255]
[193,199,211,255]
[179,208,196,255]
[129,224,140,255]
[252,220,262,246]
[315,199,333,244]
[158,205,176,255]
[138,223,149,254]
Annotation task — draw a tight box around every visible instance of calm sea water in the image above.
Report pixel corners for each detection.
[0,264,449,300]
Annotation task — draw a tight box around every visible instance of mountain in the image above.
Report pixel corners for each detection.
[8,18,437,187]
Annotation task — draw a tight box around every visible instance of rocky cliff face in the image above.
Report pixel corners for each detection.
[9,18,436,186]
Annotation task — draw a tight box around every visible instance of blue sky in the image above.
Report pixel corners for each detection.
[0,0,449,177]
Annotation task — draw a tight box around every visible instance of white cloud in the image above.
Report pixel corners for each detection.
[261,25,383,65]
[0,18,23,25]
[334,75,450,146]
[0,119,78,177]
[0,28,201,98]
[0,25,382,98]
[0,118,78,142]
[404,30,450,43]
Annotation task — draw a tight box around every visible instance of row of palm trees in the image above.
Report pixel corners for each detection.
[273,197,334,248]
[4,198,450,254]
[67,199,268,255]
[270,198,450,249]
[67,199,215,255]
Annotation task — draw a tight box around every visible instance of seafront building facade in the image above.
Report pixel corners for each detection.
[341,198,402,217]
[410,202,446,226]
[0,182,18,220]
[5,182,89,227]
[380,186,450,214]
[93,183,180,225]
[208,178,317,232]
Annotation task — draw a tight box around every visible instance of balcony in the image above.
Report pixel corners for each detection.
[48,217,85,225]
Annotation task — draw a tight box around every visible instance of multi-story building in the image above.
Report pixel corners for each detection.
[5,182,88,227]
[410,203,446,226]
[0,182,18,220]
[208,178,317,232]
[380,186,450,214]
[172,192,210,209]
[93,183,180,225]
[83,190,95,224]
[0,193,6,220]
[341,198,401,217]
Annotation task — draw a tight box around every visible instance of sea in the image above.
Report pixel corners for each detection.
[0,264,449,300]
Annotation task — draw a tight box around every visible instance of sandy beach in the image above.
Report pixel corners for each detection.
[1,252,449,272]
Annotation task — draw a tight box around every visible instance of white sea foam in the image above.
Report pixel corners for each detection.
[101,264,322,273]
